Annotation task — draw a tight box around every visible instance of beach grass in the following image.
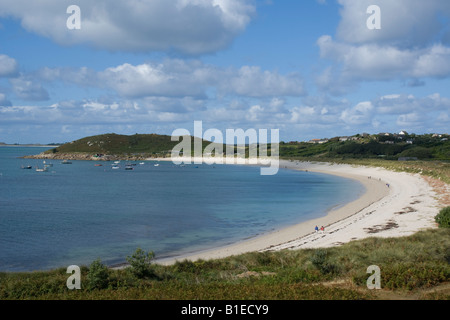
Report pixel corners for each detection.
[283,157,450,185]
[1,228,449,300]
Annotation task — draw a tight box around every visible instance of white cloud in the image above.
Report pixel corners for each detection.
[396,112,423,128]
[0,54,18,77]
[39,59,306,100]
[374,93,450,115]
[221,66,306,97]
[0,0,255,55]
[1,91,449,142]
[317,36,450,89]
[0,93,12,106]
[336,0,450,48]
[317,0,450,94]
[340,101,374,125]
[98,60,216,98]
[10,77,49,101]
[38,66,98,87]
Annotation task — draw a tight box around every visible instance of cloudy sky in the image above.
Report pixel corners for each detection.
[0,0,449,144]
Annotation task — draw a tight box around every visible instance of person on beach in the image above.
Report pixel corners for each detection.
[315,225,319,233]
[320,226,325,233]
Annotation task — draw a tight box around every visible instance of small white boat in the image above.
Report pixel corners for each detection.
[61,160,72,164]
[154,163,160,167]
[43,161,53,167]
[139,162,145,165]
[36,166,48,172]
[112,165,120,170]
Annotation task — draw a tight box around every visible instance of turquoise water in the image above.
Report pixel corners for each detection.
[0,147,364,271]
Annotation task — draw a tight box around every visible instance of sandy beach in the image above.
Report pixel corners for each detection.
[154,158,443,265]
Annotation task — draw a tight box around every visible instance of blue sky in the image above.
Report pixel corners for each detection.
[0,0,449,144]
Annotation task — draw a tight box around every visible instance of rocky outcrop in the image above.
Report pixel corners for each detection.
[23,152,166,161]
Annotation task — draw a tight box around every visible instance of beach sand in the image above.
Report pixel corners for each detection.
[150,158,443,265]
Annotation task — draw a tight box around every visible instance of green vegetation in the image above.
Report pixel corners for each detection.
[86,259,109,290]
[280,133,449,161]
[126,248,156,279]
[44,133,221,158]
[436,207,450,228]
[43,132,449,162]
[1,229,449,300]
[285,158,450,185]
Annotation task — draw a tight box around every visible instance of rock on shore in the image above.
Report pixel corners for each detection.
[23,152,161,161]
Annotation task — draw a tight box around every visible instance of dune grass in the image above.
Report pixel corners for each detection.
[1,228,449,300]
[284,157,450,185]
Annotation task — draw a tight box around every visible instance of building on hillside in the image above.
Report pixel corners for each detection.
[308,139,329,144]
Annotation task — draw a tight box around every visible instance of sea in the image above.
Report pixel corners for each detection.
[0,146,364,272]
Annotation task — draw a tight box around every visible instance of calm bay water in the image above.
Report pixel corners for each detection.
[0,146,364,272]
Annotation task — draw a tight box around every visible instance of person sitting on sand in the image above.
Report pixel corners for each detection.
[315,225,319,233]
[320,226,325,233]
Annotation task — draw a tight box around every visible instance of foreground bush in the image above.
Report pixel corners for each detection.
[86,259,110,290]
[309,249,341,276]
[126,248,156,279]
[435,206,450,228]
[1,229,449,300]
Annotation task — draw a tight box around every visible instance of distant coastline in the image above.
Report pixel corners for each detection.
[22,151,161,161]
[0,144,60,148]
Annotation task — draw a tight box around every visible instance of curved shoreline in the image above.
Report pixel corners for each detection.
[22,150,443,269]
[151,159,440,266]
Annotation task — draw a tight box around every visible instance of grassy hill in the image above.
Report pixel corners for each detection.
[280,133,450,161]
[45,133,215,158]
[45,132,450,161]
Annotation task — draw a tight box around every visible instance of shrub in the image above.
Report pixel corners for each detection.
[173,260,198,274]
[309,249,340,276]
[435,207,450,228]
[381,263,450,290]
[126,248,156,279]
[398,147,432,159]
[86,259,110,290]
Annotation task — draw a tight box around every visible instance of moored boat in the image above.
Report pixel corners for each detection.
[43,161,53,167]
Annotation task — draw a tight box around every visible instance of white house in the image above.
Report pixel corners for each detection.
[308,139,329,144]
